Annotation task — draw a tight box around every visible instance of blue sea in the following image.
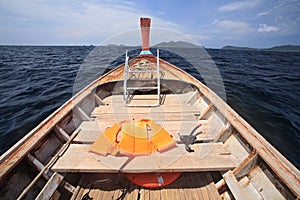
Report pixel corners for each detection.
[0,46,299,169]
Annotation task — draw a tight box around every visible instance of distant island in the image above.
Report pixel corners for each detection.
[221,46,259,51]
[154,42,300,52]
[104,41,300,52]
[222,45,300,52]
[153,41,200,48]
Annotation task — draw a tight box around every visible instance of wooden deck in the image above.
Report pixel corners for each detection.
[72,172,221,200]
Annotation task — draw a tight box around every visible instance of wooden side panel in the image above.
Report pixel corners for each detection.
[198,94,211,115]
[33,133,61,164]
[249,166,290,199]
[225,134,250,166]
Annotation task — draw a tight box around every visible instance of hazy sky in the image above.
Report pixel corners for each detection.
[0,0,299,48]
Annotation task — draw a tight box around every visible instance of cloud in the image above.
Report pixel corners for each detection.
[218,0,261,11]
[256,10,271,17]
[257,24,280,32]
[0,1,182,45]
[184,33,210,41]
[213,20,253,34]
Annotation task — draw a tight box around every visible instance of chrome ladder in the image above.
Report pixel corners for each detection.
[123,49,160,107]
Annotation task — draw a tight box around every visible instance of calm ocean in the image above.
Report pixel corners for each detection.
[0,46,299,169]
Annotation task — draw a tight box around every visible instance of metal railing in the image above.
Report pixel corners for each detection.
[123,49,160,107]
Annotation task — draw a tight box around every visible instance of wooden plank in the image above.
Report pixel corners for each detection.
[223,170,249,200]
[213,123,231,142]
[200,186,210,200]
[143,188,151,200]
[225,134,250,166]
[51,143,235,173]
[93,99,203,122]
[74,130,101,144]
[150,188,161,200]
[239,176,263,200]
[51,144,128,173]
[98,187,116,200]
[70,175,86,200]
[89,189,99,200]
[92,104,200,114]
[160,187,172,200]
[74,121,102,143]
[159,120,213,142]
[79,188,92,200]
[94,94,105,106]
[204,173,222,200]
[127,184,140,200]
[233,150,258,179]
[36,172,64,200]
[123,143,234,172]
[94,112,199,122]
[216,151,258,191]
[167,175,185,200]
[74,120,212,144]
[198,103,213,120]
[54,125,70,141]
[249,166,287,199]
[179,173,200,200]
[73,187,85,200]
[112,188,122,200]
[27,154,49,180]
[77,121,99,130]
[103,92,197,105]
[75,106,91,121]
[184,173,203,199]
[185,90,199,105]
[137,188,148,200]
[195,173,210,200]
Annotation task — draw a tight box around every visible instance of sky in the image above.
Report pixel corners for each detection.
[0,0,299,48]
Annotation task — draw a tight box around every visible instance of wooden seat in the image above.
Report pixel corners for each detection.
[74,120,215,144]
[91,96,201,122]
[51,143,235,173]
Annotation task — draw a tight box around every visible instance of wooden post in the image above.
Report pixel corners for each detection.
[140,18,151,53]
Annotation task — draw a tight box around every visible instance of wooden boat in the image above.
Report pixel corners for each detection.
[0,18,299,200]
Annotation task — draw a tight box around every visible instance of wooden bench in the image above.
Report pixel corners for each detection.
[73,120,216,144]
[91,100,201,121]
[51,143,235,173]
